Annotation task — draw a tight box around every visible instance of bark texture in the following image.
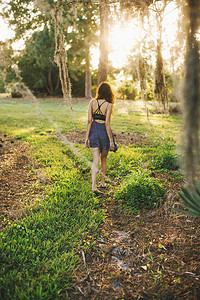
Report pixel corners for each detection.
[137,54,147,102]
[85,39,92,99]
[154,40,168,111]
[184,0,200,180]
[97,0,109,86]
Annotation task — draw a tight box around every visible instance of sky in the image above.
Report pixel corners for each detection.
[0,15,25,50]
[0,15,14,40]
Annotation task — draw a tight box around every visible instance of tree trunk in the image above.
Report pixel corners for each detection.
[97,0,109,86]
[137,53,149,121]
[137,54,147,102]
[183,0,200,181]
[47,68,54,96]
[153,3,168,112]
[154,39,168,112]
[85,38,92,99]
[54,72,60,94]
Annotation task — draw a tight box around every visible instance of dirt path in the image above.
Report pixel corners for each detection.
[0,133,43,229]
[69,186,200,299]
[64,130,148,146]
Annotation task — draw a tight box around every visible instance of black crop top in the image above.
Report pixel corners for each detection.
[92,99,108,121]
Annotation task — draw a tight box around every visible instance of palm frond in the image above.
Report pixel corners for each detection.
[173,179,200,217]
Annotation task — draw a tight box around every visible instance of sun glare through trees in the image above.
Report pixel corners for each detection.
[91,2,179,69]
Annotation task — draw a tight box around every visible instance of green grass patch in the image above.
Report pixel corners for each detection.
[152,150,180,171]
[107,146,144,179]
[114,172,166,214]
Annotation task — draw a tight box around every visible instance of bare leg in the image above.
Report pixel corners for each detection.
[91,148,100,191]
[100,150,108,187]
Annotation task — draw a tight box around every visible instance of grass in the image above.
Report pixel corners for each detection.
[113,100,183,140]
[114,171,166,214]
[0,97,184,299]
[0,137,103,298]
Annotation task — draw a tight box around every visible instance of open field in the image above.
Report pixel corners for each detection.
[0,97,199,299]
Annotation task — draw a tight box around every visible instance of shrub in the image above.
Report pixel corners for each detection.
[152,151,179,171]
[114,172,166,214]
[117,80,138,100]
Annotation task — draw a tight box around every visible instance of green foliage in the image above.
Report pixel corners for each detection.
[174,180,200,217]
[17,24,94,98]
[0,43,18,92]
[152,150,179,171]
[18,26,61,96]
[0,77,5,93]
[3,0,99,98]
[165,72,174,102]
[145,79,154,101]
[117,80,138,100]
[114,172,166,214]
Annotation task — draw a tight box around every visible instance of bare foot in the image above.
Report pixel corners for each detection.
[92,189,103,195]
[101,183,106,188]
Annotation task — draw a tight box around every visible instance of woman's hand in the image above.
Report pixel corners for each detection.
[109,141,115,151]
[85,138,90,148]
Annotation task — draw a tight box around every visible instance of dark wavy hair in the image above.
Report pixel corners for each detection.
[95,82,115,105]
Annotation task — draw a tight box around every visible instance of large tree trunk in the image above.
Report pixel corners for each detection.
[85,38,92,99]
[97,0,109,86]
[183,0,200,181]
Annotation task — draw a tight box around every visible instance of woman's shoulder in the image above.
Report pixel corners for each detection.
[106,102,113,107]
[101,99,112,106]
[89,99,95,105]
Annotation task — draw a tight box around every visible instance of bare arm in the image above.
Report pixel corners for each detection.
[105,104,115,151]
[85,100,93,148]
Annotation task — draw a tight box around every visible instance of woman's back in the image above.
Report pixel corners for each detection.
[92,99,110,123]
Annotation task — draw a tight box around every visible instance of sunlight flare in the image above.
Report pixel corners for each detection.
[109,21,140,68]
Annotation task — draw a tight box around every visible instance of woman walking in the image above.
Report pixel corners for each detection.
[85,82,117,194]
